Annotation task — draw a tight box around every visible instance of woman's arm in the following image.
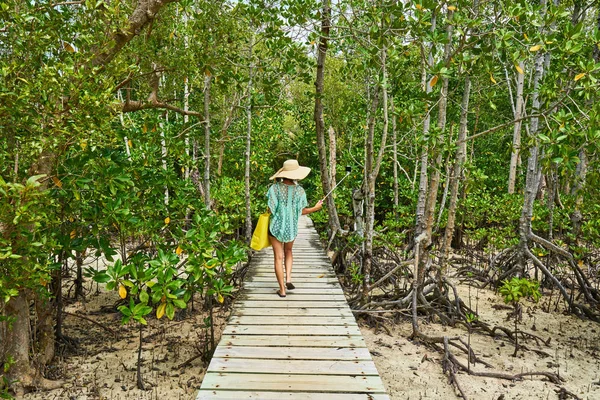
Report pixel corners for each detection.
[302,200,323,215]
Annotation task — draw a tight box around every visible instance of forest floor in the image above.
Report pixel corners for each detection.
[20,273,600,400]
[23,285,226,400]
[361,282,600,400]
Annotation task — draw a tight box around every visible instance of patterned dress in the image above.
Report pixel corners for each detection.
[267,182,308,243]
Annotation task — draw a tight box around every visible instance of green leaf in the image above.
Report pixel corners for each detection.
[166,303,175,320]
[94,272,111,283]
[172,299,187,309]
[139,291,149,304]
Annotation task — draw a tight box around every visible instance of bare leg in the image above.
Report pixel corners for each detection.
[284,240,295,285]
[270,235,286,296]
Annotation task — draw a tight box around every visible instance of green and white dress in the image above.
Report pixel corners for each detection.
[267,182,308,243]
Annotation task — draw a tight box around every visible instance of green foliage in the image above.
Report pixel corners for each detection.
[499,277,542,305]
[0,175,55,303]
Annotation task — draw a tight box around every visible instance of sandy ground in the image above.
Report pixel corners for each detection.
[360,284,600,400]
[22,287,227,400]
[19,280,600,400]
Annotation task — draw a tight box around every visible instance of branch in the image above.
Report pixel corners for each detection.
[465,113,543,142]
[121,99,203,117]
[92,0,179,68]
[120,66,203,117]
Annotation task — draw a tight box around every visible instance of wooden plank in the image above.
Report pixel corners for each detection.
[228,315,357,326]
[243,282,341,289]
[233,308,352,317]
[219,335,366,348]
[247,277,339,283]
[207,358,379,376]
[244,286,344,296]
[251,268,332,273]
[223,325,362,336]
[212,346,371,360]
[234,301,348,308]
[197,391,390,399]
[241,293,346,301]
[250,272,336,278]
[200,373,386,393]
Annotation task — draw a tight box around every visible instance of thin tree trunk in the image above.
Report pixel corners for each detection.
[508,61,525,194]
[161,117,169,205]
[244,34,254,243]
[136,324,145,390]
[392,97,399,221]
[519,33,545,259]
[203,75,212,209]
[184,75,190,180]
[424,9,453,241]
[328,126,337,190]
[362,80,379,299]
[443,77,471,261]
[217,96,238,176]
[314,0,341,234]
[363,44,389,299]
[415,14,436,239]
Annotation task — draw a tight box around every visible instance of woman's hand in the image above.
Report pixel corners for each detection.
[302,200,324,215]
[314,200,323,211]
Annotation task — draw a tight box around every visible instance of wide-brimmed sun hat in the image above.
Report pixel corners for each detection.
[269,159,311,180]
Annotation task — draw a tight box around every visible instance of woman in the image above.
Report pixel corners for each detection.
[267,160,323,297]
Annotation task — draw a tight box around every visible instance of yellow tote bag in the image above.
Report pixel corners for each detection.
[250,212,271,251]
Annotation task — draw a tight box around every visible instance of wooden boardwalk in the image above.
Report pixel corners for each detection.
[197,216,389,399]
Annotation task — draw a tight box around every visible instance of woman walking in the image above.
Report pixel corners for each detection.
[268,160,323,297]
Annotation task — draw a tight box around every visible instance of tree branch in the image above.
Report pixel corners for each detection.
[92,0,179,68]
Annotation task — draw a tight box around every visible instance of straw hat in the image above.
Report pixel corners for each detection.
[269,159,311,180]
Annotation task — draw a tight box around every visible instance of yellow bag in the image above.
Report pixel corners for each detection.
[250,212,271,251]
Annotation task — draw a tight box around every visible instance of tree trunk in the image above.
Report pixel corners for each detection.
[244,34,254,243]
[508,61,525,194]
[328,126,337,190]
[443,77,471,261]
[352,189,364,237]
[519,31,545,261]
[415,13,436,240]
[203,75,212,209]
[160,106,169,206]
[184,75,190,180]
[362,44,389,299]
[391,97,398,221]
[362,80,379,300]
[217,96,238,176]
[424,9,453,241]
[314,0,341,234]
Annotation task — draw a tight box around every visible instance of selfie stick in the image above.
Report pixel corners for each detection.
[322,166,352,200]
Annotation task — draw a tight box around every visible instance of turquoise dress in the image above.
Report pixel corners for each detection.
[267,182,308,243]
